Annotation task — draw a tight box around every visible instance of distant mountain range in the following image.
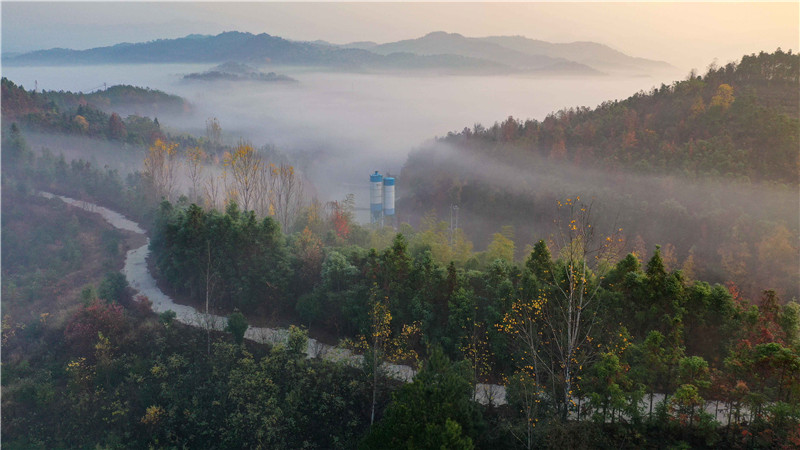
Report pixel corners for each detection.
[5,31,672,76]
[343,31,670,74]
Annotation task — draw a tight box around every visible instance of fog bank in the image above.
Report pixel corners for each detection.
[3,63,683,208]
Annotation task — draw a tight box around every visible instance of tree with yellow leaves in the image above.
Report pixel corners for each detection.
[548,197,623,420]
[710,83,735,111]
[143,138,180,201]
[223,141,261,212]
[366,283,392,425]
[502,197,623,422]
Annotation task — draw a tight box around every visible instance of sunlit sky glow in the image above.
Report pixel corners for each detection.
[2,2,798,72]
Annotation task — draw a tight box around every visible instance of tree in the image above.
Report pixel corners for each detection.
[224,141,261,212]
[272,163,304,232]
[205,117,222,152]
[1,123,33,166]
[504,198,623,421]
[226,312,248,346]
[98,272,128,304]
[525,240,553,288]
[709,83,735,111]
[504,370,541,449]
[329,195,354,240]
[107,112,126,140]
[72,115,89,134]
[294,226,324,290]
[184,146,206,203]
[367,284,392,426]
[202,240,218,355]
[486,225,515,263]
[585,352,630,424]
[143,139,180,201]
[287,325,308,356]
[362,347,480,449]
[671,384,705,427]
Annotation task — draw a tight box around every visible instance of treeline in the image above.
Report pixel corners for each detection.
[150,192,800,447]
[2,278,378,448]
[2,141,799,447]
[1,124,155,225]
[2,77,167,146]
[439,50,798,183]
[399,50,799,300]
[42,84,189,116]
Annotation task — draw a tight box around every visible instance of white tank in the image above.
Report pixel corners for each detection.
[383,177,395,216]
[370,171,383,222]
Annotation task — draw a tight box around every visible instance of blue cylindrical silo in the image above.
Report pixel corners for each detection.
[370,171,383,223]
[383,177,395,216]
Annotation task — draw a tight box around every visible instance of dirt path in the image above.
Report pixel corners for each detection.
[44,192,753,421]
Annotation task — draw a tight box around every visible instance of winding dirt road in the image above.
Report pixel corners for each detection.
[40,192,507,405]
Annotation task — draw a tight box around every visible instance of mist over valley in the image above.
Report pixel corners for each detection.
[3,7,799,447]
[3,61,683,208]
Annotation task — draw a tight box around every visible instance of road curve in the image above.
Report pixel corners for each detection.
[40,192,507,406]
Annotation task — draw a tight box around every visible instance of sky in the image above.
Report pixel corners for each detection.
[2,2,798,72]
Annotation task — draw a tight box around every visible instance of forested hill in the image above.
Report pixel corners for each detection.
[42,85,190,117]
[437,50,799,184]
[1,78,169,145]
[399,50,799,300]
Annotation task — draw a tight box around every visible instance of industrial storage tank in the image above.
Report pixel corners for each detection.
[383,177,395,216]
[370,171,383,224]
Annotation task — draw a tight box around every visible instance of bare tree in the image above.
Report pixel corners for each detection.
[205,117,222,153]
[203,171,224,211]
[272,163,304,232]
[254,161,276,218]
[184,146,206,203]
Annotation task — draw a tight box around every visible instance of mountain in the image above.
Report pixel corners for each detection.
[369,31,600,74]
[5,31,600,75]
[479,35,673,73]
[427,50,798,183]
[398,50,799,298]
[5,31,353,66]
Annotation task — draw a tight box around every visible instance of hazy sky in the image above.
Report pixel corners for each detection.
[2,2,798,72]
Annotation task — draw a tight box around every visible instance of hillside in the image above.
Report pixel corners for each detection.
[42,84,190,117]
[436,50,799,183]
[398,50,800,300]
[368,31,601,74]
[1,78,167,145]
[343,31,670,74]
[480,35,672,73]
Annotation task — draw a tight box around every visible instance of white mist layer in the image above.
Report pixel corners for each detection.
[5,63,683,207]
